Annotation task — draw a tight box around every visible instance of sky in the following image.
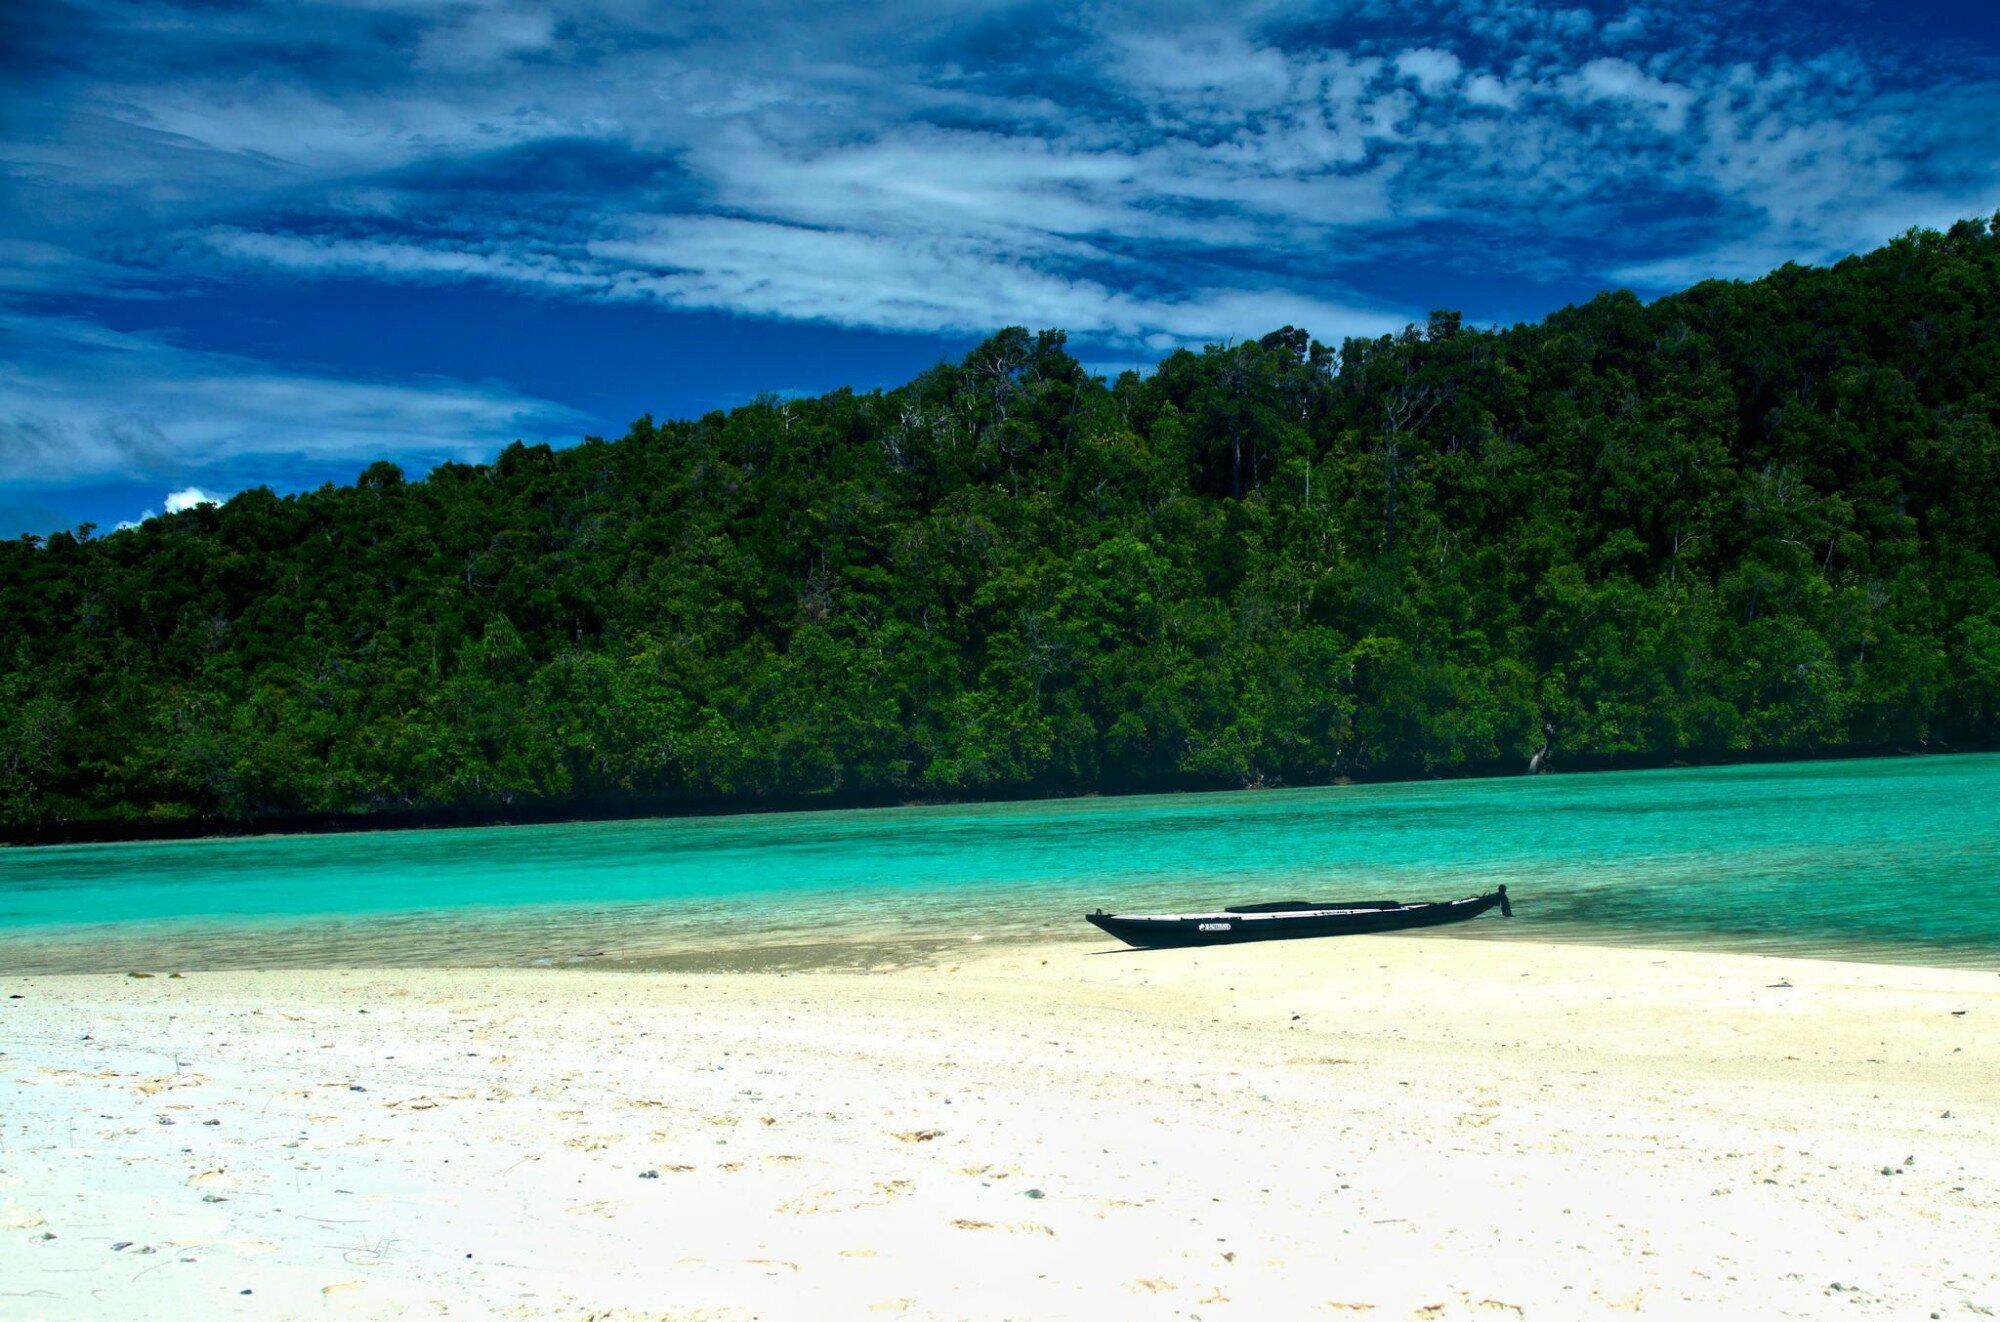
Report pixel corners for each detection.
[3,0,1998,537]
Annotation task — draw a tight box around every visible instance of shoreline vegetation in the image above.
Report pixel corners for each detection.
[1,739,1984,848]
[7,221,2000,843]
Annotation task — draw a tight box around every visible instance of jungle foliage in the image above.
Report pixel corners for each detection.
[6,219,2000,836]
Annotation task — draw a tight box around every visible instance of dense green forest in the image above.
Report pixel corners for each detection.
[6,220,2000,839]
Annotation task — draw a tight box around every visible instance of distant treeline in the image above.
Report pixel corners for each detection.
[6,219,2000,839]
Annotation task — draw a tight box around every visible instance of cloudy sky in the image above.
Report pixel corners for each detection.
[3,0,1997,536]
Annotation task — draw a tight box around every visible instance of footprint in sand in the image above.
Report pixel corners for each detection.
[39,1067,119,1082]
[404,1092,472,1108]
[135,1074,207,1097]
[779,1180,911,1214]
[562,1135,622,1151]
[960,1162,1025,1179]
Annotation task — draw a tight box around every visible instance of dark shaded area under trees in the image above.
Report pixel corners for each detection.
[6,219,2000,842]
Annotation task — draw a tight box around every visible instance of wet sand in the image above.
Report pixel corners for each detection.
[3,935,1997,1319]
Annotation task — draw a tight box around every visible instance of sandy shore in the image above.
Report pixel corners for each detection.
[3,935,1996,1320]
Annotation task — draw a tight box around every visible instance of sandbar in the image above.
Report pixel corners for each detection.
[3,934,1996,1318]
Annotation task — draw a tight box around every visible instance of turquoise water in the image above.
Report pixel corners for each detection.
[3,755,1998,972]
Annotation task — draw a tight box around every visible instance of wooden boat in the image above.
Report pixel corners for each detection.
[1085,885,1510,949]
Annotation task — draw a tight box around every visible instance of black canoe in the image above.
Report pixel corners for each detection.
[1086,885,1510,949]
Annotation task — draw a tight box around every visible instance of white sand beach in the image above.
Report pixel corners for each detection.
[3,935,1996,1320]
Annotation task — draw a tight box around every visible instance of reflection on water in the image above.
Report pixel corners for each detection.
[5,754,1999,973]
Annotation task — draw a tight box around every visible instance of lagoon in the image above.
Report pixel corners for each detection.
[4,754,1998,972]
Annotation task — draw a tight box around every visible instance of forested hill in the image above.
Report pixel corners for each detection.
[7,220,2000,840]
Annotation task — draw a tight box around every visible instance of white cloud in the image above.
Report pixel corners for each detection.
[1462,74,1521,110]
[1567,57,1696,133]
[205,229,606,291]
[165,486,223,513]
[414,0,560,70]
[1601,7,1653,44]
[1395,48,1464,95]
[593,215,1406,344]
[1099,27,1300,119]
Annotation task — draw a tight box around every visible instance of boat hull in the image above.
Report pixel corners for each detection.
[1086,888,1508,949]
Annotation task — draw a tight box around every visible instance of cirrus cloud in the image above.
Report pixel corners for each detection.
[1,0,1997,525]
[10,0,1993,342]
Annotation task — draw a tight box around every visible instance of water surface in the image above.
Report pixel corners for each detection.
[4,755,1997,972]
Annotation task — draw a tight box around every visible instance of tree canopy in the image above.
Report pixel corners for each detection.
[6,219,2000,839]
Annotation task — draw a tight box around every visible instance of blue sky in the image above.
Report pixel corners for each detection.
[3,0,1998,537]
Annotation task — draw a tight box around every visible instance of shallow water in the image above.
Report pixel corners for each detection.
[4,755,1998,972]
